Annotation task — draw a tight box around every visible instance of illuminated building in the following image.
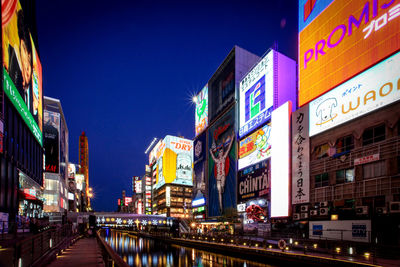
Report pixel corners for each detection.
[79,131,90,210]
[291,0,400,245]
[43,96,69,216]
[149,135,193,218]
[0,0,45,229]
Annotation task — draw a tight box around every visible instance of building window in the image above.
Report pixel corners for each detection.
[336,168,354,184]
[314,143,330,159]
[336,135,354,153]
[362,124,385,146]
[363,161,386,179]
[315,173,329,188]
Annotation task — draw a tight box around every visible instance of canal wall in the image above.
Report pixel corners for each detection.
[122,231,378,267]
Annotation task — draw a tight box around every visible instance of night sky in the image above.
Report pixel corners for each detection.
[36,0,298,212]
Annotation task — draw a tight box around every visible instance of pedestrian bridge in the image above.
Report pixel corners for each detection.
[92,212,177,228]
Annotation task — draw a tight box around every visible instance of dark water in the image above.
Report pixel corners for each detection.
[104,230,275,267]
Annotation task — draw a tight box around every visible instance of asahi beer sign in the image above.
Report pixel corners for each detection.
[310,51,400,137]
[238,161,269,203]
[292,106,310,204]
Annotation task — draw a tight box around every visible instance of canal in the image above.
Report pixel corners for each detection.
[104,230,276,267]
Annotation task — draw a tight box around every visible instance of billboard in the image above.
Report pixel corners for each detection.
[299,0,400,106]
[208,107,236,217]
[2,0,43,145]
[155,136,193,189]
[309,220,371,243]
[75,174,84,191]
[149,140,164,165]
[270,101,291,218]
[193,132,207,203]
[68,163,76,179]
[309,51,400,137]
[239,51,273,138]
[195,85,208,136]
[238,123,271,170]
[237,160,269,203]
[292,106,310,204]
[44,110,60,173]
[133,176,142,194]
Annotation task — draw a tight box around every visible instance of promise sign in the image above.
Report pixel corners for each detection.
[299,0,400,106]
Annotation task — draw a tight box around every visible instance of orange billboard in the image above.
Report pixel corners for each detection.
[299,0,400,106]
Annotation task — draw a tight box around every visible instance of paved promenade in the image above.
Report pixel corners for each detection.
[47,237,104,267]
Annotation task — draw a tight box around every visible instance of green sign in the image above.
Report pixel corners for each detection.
[3,69,42,146]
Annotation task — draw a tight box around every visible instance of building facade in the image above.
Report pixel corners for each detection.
[43,96,69,214]
[79,131,90,210]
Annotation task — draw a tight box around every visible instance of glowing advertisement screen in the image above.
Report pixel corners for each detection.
[155,136,193,189]
[237,160,269,203]
[309,51,400,137]
[195,85,208,136]
[239,51,273,137]
[271,101,291,218]
[149,140,164,165]
[238,123,271,170]
[299,0,400,106]
[2,0,43,145]
[44,110,60,173]
[208,107,236,217]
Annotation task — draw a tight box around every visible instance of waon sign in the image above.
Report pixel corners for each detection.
[299,0,400,106]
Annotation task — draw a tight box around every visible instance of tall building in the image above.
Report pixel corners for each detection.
[42,96,69,214]
[79,131,90,210]
[150,135,194,218]
[292,0,400,245]
[0,0,45,229]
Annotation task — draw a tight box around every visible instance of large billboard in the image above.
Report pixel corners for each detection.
[299,0,400,106]
[2,0,43,145]
[44,110,60,173]
[237,160,270,204]
[239,51,273,138]
[194,85,208,136]
[208,107,236,217]
[238,123,271,170]
[270,101,291,218]
[309,51,400,137]
[309,220,371,243]
[154,136,193,189]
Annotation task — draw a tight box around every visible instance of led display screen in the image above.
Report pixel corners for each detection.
[195,85,208,136]
[75,174,84,191]
[149,140,164,165]
[309,51,400,137]
[239,51,274,137]
[2,0,43,145]
[238,123,271,170]
[270,101,291,218]
[68,163,76,179]
[237,160,269,203]
[299,0,400,106]
[44,110,60,173]
[208,107,236,217]
[155,136,193,189]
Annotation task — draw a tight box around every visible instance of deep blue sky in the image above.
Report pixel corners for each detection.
[36,0,298,212]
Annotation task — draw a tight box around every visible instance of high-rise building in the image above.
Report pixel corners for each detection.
[0,0,45,230]
[79,131,90,210]
[42,96,69,215]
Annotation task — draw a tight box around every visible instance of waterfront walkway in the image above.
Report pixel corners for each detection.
[47,237,104,267]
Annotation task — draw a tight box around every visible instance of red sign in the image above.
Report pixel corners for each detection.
[354,154,380,165]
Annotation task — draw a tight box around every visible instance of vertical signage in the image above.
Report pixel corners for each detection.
[292,105,310,204]
[166,186,171,207]
[195,85,208,136]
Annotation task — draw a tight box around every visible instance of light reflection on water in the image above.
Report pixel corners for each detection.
[104,230,274,267]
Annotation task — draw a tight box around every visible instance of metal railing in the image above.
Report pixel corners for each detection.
[10,224,75,267]
[96,229,129,267]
